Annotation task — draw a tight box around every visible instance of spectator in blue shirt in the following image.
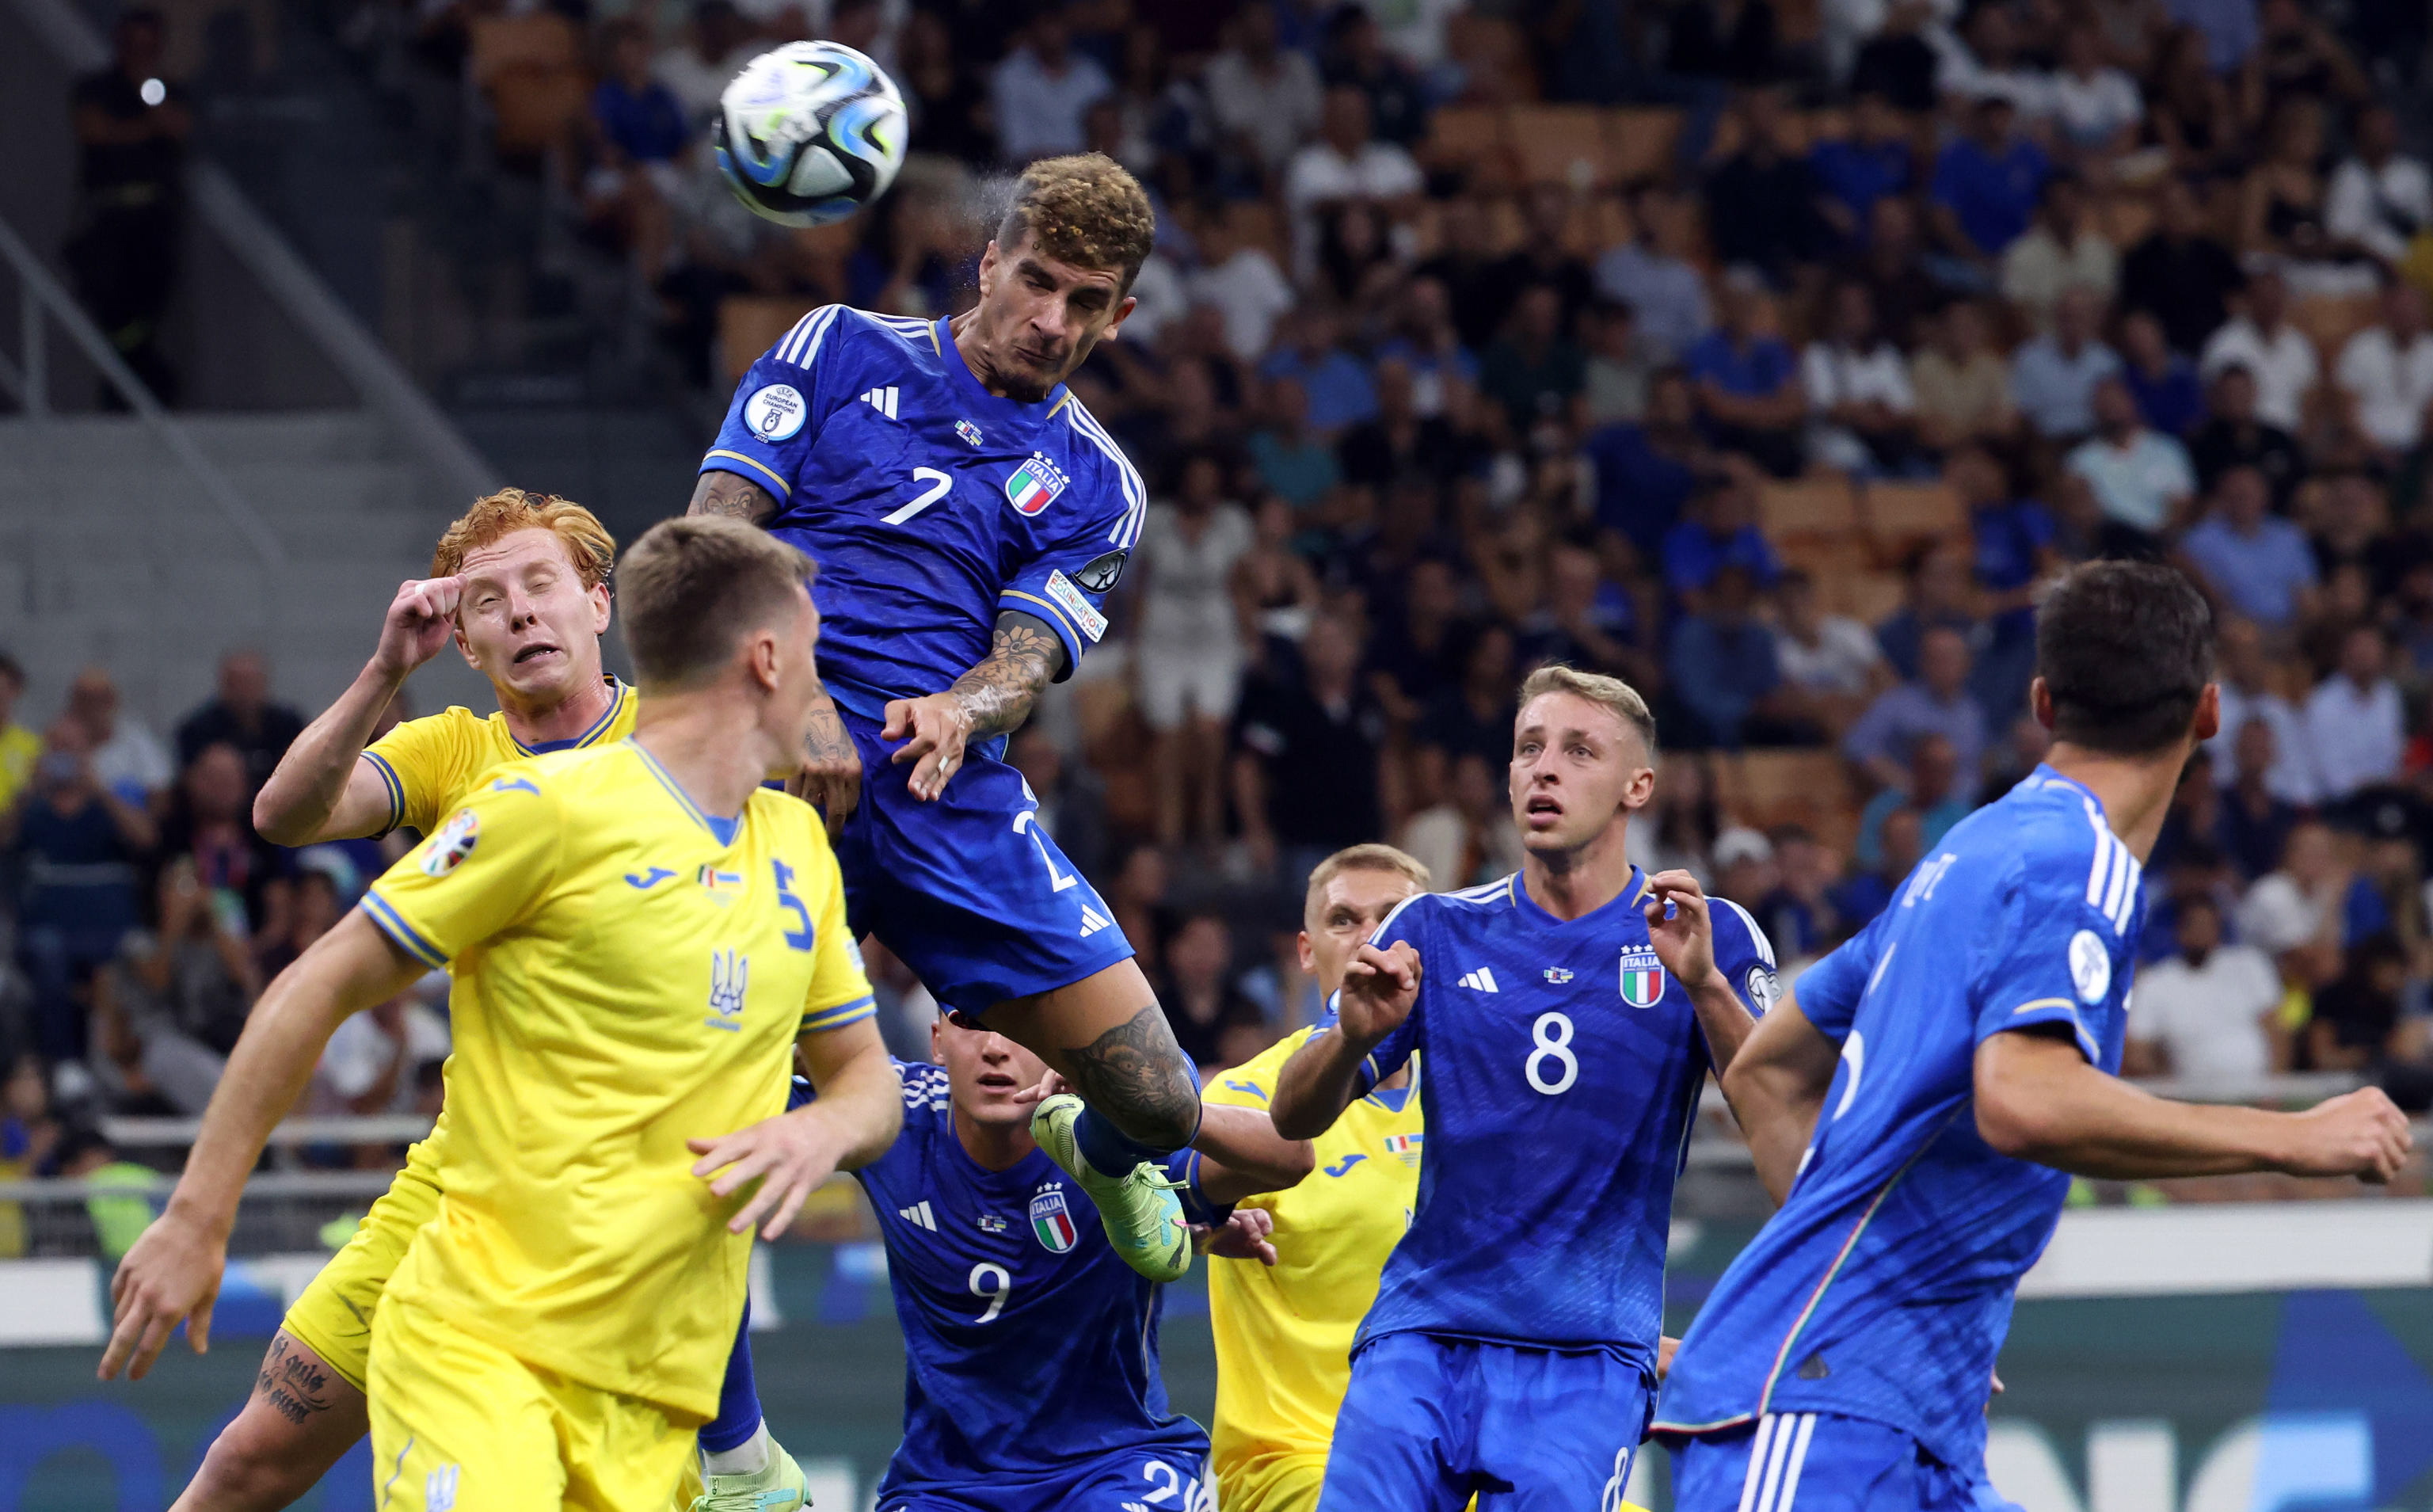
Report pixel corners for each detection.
[1666,566,1813,749]
[2119,308,2206,436]
[1843,623,1988,790]
[1589,368,1710,559]
[10,720,155,1065]
[592,21,690,166]
[1809,92,1913,249]
[1663,466,1783,603]
[1854,731,1974,868]
[1830,802,1925,928]
[1257,307,1377,436]
[2180,465,2320,630]
[2012,284,2121,439]
[1247,377,1342,509]
[1684,272,1805,476]
[1929,96,2049,264]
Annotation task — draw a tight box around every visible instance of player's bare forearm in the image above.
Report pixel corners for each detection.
[1687,975,1757,1075]
[948,611,1065,739]
[1974,1030,2412,1181]
[1717,992,1841,1205]
[687,470,780,526]
[254,661,408,844]
[1270,1029,1372,1141]
[795,1018,903,1171]
[1190,1103,1314,1201]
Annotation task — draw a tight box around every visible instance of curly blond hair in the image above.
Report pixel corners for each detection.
[996,153,1156,288]
[430,488,616,588]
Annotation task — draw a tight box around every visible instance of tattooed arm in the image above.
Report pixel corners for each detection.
[882,610,1066,801]
[687,470,780,526]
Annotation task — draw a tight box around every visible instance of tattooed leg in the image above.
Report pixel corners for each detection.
[171,1330,368,1512]
[987,958,1202,1156]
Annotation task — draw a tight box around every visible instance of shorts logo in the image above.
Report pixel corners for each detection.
[744,383,808,440]
[420,809,478,877]
[706,947,748,1031]
[1003,451,1070,515]
[1030,1186,1077,1252]
[1072,550,1129,593]
[1044,569,1109,642]
[2069,929,2111,1003]
[1619,949,1666,1008]
[955,419,984,448]
[1383,1132,1423,1165]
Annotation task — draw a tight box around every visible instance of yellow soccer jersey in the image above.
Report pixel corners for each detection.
[358,738,875,1419]
[362,676,634,836]
[1205,1026,1424,1473]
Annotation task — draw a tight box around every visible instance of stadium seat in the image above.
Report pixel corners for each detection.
[1863,479,1965,559]
[1823,569,1906,625]
[1758,475,1860,540]
[1227,201,1286,265]
[2098,191,2159,249]
[1603,108,1682,185]
[718,295,817,387]
[466,13,581,86]
[1776,536,1870,582]
[1423,106,1506,172]
[1508,105,1615,188]
[485,65,591,159]
[1712,750,1857,851]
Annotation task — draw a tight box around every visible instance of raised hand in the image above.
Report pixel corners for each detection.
[371,576,463,678]
[1643,869,1721,994]
[1195,1207,1278,1265]
[689,1104,855,1240]
[1336,941,1422,1051]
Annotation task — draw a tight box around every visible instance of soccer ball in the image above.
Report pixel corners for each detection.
[714,41,907,227]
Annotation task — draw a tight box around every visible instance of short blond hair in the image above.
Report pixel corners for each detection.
[432,488,615,588]
[617,516,816,691]
[1517,664,1658,761]
[1304,843,1432,924]
[996,154,1156,289]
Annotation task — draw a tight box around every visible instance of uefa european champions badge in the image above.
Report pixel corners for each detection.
[421,809,478,877]
[1030,1186,1078,1252]
[1619,949,1666,1007]
[2069,929,2111,1003]
[1003,451,1071,516]
[744,383,808,440]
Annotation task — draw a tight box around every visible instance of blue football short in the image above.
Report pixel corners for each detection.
[878,1443,1213,1511]
[832,706,1133,1018]
[1665,1412,1976,1512]
[1319,1332,1651,1512]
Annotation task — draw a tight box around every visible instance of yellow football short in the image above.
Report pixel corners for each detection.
[278,1141,444,1392]
[367,1293,695,1512]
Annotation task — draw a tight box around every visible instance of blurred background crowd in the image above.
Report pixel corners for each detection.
[17,0,2433,1216]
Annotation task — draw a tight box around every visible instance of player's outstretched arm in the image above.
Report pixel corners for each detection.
[691,1019,904,1241]
[101,914,425,1381]
[885,611,1067,801]
[1271,942,1421,1141]
[1715,990,1844,1205]
[254,577,462,845]
[1190,1104,1316,1203]
[688,470,780,526]
[1643,870,1758,1072]
[1975,1029,2415,1182]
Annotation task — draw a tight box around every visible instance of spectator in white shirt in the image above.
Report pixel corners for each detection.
[2064,375,2196,547]
[2123,893,2282,1086]
[2335,279,2433,457]
[315,992,451,1117]
[1284,86,1422,280]
[2049,27,2141,156]
[2326,104,2431,269]
[2305,623,2405,802]
[1186,211,1294,362]
[653,0,756,126]
[2203,616,2309,797]
[988,6,1112,165]
[1772,569,1888,734]
[1204,0,1324,177]
[66,667,172,808]
[2199,268,2320,431]
[1803,281,1917,474]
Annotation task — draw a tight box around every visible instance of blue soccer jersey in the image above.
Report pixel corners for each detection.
[1655,766,2146,1472]
[857,1061,1209,1505]
[1351,871,1776,1373]
[701,307,1146,719]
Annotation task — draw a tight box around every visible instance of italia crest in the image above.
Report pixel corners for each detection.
[1003,451,1070,515]
[1619,949,1666,1008]
[1030,1186,1077,1252]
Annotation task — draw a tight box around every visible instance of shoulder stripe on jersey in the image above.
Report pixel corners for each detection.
[704,449,793,498]
[1366,889,1430,944]
[2079,799,2142,936]
[775,304,843,367]
[1063,401,1148,548]
[1713,897,1776,969]
[1449,876,1517,906]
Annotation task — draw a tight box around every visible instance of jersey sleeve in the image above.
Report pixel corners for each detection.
[796,825,878,1035]
[1789,910,1890,1042]
[996,419,1147,682]
[1708,897,1780,1017]
[363,709,480,838]
[1355,895,1433,1090]
[1969,849,2130,1066]
[698,305,854,505]
[357,767,565,969]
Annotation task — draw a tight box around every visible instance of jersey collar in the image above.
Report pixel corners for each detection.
[1509,866,1651,930]
[2028,762,2106,818]
[514,677,630,756]
[623,737,739,842]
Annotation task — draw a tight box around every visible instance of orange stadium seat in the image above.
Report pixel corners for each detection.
[2293,293,2382,364]
[1863,479,1966,558]
[1759,476,1860,540]
[1509,105,1615,187]
[1713,750,1858,851]
[1424,106,1506,171]
[1776,536,1871,582]
[1604,108,1682,185]
[1825,569,1907,626]
[486,66,591,158]
[1227,201,1286,265]
[466,13,581,86]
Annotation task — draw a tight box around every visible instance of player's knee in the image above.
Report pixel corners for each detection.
[1102,1059,1201,1150]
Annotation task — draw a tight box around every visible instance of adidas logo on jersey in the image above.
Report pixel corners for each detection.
[898,1201,937,1231]
[1079,905,1113,939]
[860,386,900,420]
[1458,967,1500,992]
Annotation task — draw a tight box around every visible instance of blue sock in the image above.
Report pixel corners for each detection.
[700,1301,763,1454]
[1072,1057,1202,1175]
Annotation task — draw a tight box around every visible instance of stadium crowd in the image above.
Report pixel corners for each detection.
[25,0,2433,1204]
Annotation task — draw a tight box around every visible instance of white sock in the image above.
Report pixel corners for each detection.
[703,1421,771,1479]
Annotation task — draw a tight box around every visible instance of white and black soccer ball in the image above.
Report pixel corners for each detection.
[714,41,907,228]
